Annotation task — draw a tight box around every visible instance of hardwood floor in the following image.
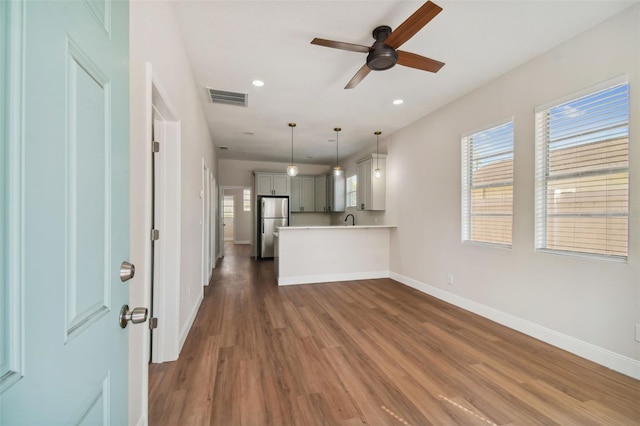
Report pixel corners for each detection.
[149,243,640,425]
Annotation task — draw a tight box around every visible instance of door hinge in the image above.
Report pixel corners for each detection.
[152,141,160,153]
[150,229,160,240]
[149,317,158,329]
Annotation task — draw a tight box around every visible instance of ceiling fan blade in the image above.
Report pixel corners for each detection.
[345,64,371,89]
[397,50,444,73]
[385,1,443,49]
[311,38,372,53]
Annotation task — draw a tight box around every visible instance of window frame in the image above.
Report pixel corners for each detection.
[346,174,357,208]
[461,118,515,248]
[243,188,251,212]
[534,76,630,262]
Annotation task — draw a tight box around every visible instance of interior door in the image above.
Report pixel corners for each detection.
[1,0,131,423]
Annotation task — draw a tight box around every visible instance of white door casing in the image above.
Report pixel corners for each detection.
[148,69,182,364]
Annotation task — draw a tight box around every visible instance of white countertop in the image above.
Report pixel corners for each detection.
[279,225,396,230]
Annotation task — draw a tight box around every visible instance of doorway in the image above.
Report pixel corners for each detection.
[149,76,181,364]
[219,186,253,258]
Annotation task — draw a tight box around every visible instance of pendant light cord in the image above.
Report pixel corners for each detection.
[288,122,296,165]
[376,134,379,169]
[375,131,382,169]
[334,127,341,168]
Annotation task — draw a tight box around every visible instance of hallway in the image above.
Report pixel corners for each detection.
[148,244,639,425]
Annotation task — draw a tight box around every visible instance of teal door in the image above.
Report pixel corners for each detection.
[1,0,131,424]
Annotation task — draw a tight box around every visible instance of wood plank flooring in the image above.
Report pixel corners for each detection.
[149,243,640,425]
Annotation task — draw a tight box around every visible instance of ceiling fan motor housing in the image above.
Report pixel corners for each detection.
[367,25,398,71]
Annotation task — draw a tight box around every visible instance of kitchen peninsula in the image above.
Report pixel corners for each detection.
[275,225,396,285]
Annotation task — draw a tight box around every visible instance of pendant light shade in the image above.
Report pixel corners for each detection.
[287,123,298,177]
[374,131,382,178]
[333,127,343,176]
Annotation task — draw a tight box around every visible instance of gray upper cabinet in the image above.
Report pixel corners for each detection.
[255,172,290,196]
[290,176,315,212]
[356,154,386,211]
[314,175,327,212]
[326,173,345,212]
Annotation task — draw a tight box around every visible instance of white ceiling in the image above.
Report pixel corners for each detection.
[173,0,636,165]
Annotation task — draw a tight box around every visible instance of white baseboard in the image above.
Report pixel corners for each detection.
[390,272,640,380]
[178,293,203,351]
[279,270,389,286]
[135,414,147,426]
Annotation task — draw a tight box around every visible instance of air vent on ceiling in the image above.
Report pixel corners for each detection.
[207,88,248,107]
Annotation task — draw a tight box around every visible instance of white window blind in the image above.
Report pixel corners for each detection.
[223,195,234,219]
[461,121,514,246]
[534,80,629,260]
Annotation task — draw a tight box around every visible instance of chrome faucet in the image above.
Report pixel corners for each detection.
[345,214,355,226]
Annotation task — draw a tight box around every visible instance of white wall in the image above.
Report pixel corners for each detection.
[385,7,640,376]
[129,1,217,425]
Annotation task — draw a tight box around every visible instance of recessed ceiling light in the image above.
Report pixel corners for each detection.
[252,80,264,87]
[244,132,254,135]
[306,156,315,159]
[393,99,404,105]
[219,146,229,150]
[328,139,336,142]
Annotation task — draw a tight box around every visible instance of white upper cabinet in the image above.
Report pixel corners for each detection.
[356,154,386,211]
[255,172,290,196]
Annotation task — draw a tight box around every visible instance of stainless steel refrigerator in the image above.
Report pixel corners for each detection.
[257,196,289,259]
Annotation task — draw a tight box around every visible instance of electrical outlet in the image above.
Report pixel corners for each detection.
[447,274,454,285]
[635,324,640,342]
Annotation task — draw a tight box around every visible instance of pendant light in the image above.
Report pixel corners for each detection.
[333,127,343,176]
[374,131,382,178]
[286,123,298,177]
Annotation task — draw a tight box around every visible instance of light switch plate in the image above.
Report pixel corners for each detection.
[635,324,640,342]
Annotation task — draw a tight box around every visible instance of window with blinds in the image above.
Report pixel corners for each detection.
[534,80,629,260]
[461,121,514,246]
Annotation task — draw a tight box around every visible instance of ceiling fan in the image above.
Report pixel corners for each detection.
[311,0,445,89]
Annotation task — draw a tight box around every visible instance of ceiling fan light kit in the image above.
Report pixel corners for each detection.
[367,26,397,71]
[310,0,445,89]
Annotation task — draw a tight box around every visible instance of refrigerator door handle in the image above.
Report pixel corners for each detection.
[262,219,264,234]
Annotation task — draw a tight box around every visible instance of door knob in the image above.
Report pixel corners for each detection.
[119,261,135,282]
[119,305,148,328]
